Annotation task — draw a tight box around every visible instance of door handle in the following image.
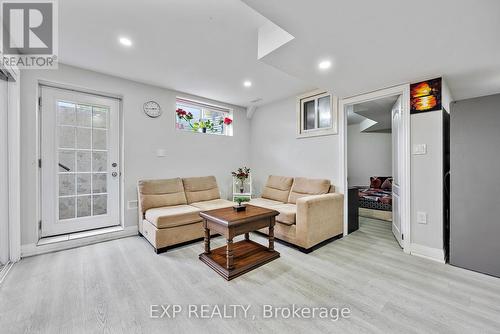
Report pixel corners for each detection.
[112,172,118,177]
[58,163,71,172]
[112,162,117,167]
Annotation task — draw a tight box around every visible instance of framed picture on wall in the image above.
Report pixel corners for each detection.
[410,77,442,114]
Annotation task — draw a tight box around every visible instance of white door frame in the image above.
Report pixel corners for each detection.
[0,64,21,263]
[39,86,121,237]
[339,84,411,253]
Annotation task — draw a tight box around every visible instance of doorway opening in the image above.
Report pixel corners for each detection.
[39,86,122,237]
[340,85,411,252]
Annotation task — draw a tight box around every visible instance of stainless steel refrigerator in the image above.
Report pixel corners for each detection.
[449,93,500,278]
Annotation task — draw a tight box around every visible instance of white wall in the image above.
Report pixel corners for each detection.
[20,64,250,246]
[410,111,443,255]
[249,96,340,195]
[347,125,392,187]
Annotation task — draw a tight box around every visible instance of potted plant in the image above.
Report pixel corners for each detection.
[232,167,250,193]
[233,196,250,212]
[193,119,215,133]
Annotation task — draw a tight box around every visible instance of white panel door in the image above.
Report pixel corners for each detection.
[0,76,8,264]
[392,96,404,247]
[40,87,120,237]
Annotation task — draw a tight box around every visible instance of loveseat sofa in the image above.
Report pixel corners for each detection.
[249,175,343,252]
[137,176,234,253]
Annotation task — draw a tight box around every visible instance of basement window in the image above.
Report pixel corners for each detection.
[175,98,233,136]
[297,90,337,138]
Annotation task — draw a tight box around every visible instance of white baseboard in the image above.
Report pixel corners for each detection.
[21,225,138,258]
[410,243,445,263]
[0,262,14,284]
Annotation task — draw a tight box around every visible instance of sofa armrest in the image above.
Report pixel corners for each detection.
[295,193,344,249]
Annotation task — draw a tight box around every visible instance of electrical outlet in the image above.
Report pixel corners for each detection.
[128,200,138,210]
[417,212,427,224]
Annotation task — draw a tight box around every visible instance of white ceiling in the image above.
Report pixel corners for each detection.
[58,0,500,109]
[58,0,312,107]
[242,0,500,101]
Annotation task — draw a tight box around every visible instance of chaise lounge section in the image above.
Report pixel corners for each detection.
[250,175,344,252]
[138,176,234,253]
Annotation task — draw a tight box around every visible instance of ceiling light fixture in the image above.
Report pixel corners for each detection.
[318,60,332,70]
[243,80,252,87]
[119,37,132,47]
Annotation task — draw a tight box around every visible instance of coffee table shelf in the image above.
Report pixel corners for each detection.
[199,239,279,280]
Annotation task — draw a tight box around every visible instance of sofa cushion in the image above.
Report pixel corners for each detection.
[261,175,294,203]
[182,176,221,204]
[288,177,331,204]
[145,205,202,229]
[273,204,296,225]
[249,197,284,208]
[138,178,187,212]
[190,199,235,211]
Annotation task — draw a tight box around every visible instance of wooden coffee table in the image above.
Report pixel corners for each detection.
[199,205,280,280]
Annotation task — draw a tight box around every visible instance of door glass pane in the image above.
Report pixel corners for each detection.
[76,128,91,149]
[92,129,107,150]
[303,100,316,130]
[92,152,107,172]
[92,174,107,193]
[76,104,92,127]
[92,106,107,128]
[93,194,107,215]
[58,150,75,172]
[318,96,331,128]
[59,197,75,220]
[77,196,92,217]
[77,151,91,172]
[77,174,91,195]
[59,174,75,196]
[58,102,76,125]
[58,126,75,148]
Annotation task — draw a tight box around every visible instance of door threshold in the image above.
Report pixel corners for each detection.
[21,225,138,258]
[38,226,124,245]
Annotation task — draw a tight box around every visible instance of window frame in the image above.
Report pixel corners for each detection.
[175,97,233,136]
[296,90,338,138]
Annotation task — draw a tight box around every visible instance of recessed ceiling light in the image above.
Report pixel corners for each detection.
[243,80,252,87]
[318,60,332,70]
[119,37,132,47]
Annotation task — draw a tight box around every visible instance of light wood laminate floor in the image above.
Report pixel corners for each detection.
[1,218,499,333]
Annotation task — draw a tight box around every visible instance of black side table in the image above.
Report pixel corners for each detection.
[348,187,359,234]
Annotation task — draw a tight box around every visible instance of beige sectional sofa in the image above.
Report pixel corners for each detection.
[249,175,343,252]
[137,176,234,253]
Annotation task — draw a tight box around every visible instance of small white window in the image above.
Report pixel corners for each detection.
[175,98,233,136]
[297,90,337,138]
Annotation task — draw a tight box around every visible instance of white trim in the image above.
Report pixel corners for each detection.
[7,67,21,262]
[410,243,445,263]
[21,225,138,258]
[339,84,411,254]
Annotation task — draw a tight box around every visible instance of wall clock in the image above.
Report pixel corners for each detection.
[143,101,162,118]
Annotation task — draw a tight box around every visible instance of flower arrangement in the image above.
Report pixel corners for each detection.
[220,117,233,126]
[232,167,250,193]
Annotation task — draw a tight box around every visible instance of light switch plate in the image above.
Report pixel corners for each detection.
[417,211,427,224]
[413,144,427,155]
[156,149,167,157]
